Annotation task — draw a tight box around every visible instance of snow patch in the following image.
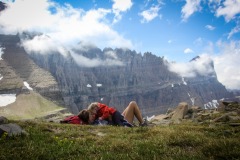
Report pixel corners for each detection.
[171,84,174,87]
[220,98,225,101]
[23,81,33,90]
[182,77,187,85]
[0,94,16,107]
[87,84,92,88]
[96,84,102,87]
[0,47,4,60]
[204,100,219,109]
[190,98,195,106]
[0,74,3,81]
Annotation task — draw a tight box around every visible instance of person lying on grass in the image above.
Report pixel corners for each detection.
[79,101,148,127]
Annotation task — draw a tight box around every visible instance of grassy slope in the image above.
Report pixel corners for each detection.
[0,91,65,120]
[0,121,239,160]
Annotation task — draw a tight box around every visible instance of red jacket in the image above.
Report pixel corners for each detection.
[60,115,86,125]
[96,103,116,120]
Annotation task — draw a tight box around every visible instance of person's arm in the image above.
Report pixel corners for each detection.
[98,103,110,120]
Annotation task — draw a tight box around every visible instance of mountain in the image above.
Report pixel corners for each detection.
[0,34,64,104]
[0,34,233,116]
[0,2,6,12]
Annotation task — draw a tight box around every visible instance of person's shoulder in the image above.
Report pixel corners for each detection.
[98,102,108,108]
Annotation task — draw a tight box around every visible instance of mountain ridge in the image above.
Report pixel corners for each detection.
[0,34,233,116]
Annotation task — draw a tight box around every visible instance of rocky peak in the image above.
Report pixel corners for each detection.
[0,2,6,12]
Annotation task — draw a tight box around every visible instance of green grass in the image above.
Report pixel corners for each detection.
[1,121,240,160]
[0,92,65,120]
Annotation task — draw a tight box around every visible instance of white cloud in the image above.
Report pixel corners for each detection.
[0,0,134,50]
[70,51,124,67]
[213,40,240,90]
[167,54,215,78]
[184,48,194,54]
[139,5,161,23]
[0,0,57,33]
[216,0,240,22]
[227,23,240,39]
[112,0,133,23]
[181,0,201,22]
[170,40,240,90]
[112,0,133,12]
[205,25,215,30]
[21,35,69,57]
[104,50,118,59]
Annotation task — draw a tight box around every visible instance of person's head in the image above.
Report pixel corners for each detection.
[87,102,99,114]
[77,109,90,124]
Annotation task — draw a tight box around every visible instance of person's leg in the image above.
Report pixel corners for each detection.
[122,101,144,124]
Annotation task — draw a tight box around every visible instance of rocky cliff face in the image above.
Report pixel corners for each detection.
[0,34,232,116]
[0,34,64,106]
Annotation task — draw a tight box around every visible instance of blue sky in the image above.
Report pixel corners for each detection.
[0,0,240,90]
[50,0,239,62]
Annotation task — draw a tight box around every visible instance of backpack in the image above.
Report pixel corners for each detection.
[60,115,83,124]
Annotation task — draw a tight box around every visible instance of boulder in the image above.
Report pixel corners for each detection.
[171,102,188,121]
[0,123,27,137]
[0,116,8,125]
[151,114,169,122]
[219,101,240,112]
[213,112,236,122]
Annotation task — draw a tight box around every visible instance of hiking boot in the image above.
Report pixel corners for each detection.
[139,118,148,127]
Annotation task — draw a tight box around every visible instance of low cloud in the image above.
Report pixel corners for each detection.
[167,54,214,78]
[213,40,240,90]
[168,41,240,90]
[21,35,69,57]
[71,51,124,67]
[21,34,126,68]
[104,50,118,59]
